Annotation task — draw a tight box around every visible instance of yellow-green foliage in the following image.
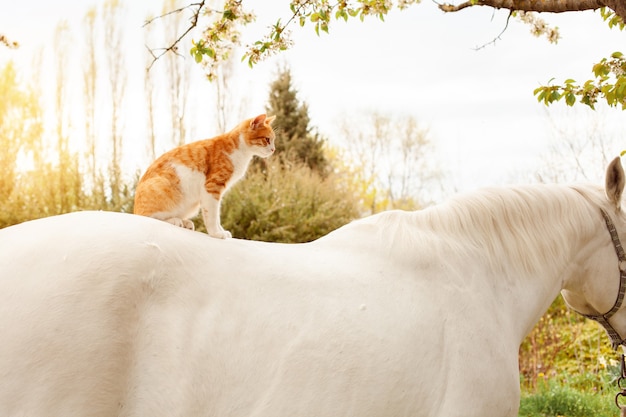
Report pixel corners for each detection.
[219,157,360,243]
[519,297,623,416]
[519,296,618,393]
[0,164,135,229]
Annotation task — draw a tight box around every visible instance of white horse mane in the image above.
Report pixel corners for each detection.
[353,183,604,277]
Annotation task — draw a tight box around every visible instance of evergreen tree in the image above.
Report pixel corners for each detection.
[265,66,328,175]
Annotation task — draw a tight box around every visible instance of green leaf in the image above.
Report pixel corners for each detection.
[223,9,236,21]
[535,89,547,103]
[336,9,348,21]
[565,92,576,106]
[548,90,561,103]
[593,62,610,78]
[616,79,626,97]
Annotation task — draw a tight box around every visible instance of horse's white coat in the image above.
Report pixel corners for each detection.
[2,159,626,417]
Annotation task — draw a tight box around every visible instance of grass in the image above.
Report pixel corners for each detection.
[519,378,617,417]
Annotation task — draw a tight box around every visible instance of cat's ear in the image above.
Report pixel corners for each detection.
[250,114,267,129]
[266,115,276,125]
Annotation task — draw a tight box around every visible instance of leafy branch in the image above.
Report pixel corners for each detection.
[533,9,626,110]
[149,0,626,114]
[144,1,208,71]
[240,0,422,71]
[534,52,626,110]
[155,0,421,79]
[189,0,255,80]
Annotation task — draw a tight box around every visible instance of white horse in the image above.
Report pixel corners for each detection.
[1,157,626,417]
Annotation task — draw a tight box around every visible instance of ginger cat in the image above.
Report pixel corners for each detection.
[134,114,276,238]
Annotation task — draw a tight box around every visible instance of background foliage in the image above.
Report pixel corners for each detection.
[221,158,359,242]
[518,296,621,417]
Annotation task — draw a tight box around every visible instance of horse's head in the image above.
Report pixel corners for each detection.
[562,156,626,349]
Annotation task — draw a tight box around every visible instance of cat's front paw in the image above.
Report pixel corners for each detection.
[165,217,195,231]
[208,230,232,239]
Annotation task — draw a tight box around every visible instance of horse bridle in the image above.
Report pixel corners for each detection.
[580,209,626,350]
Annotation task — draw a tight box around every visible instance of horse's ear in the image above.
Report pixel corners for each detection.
[606,156,625,210]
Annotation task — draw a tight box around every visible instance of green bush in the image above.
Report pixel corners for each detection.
[218,157,360,243]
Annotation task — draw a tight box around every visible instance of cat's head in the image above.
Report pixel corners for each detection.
[241,114,276,158]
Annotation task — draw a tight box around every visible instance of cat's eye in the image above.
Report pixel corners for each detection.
[264,137,271,145]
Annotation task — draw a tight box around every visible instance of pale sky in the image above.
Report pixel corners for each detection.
[1,0,625,195]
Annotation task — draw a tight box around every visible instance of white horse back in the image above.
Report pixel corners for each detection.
[0,211,521,417]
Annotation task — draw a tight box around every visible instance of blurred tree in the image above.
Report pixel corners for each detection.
[264,66,328,176]
[144,13,159,161]
[163,0,192,147]
[83,6,99,183]
[102,0,128,209]
[214,52,239,133]
[533,109,620,183]
[0,62,42,202]
[339,111,441,214]
[53,21,74,213]
[0,60,110,228]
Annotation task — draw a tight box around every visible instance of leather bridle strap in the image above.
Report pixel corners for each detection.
[582,208,626,350]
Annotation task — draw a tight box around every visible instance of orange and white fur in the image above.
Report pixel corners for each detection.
[134,114,276,238]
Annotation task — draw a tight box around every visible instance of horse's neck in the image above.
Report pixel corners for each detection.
[419,186,597,344]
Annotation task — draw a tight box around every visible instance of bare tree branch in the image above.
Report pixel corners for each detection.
[145,0,207,71]
[473,10,513,50]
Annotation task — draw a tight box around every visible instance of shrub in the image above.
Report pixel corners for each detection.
[217,157,360,243]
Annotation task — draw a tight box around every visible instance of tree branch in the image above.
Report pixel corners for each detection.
[439,0,615,16]
[473,10,513,50]
[602,0,626,21]
[0,34,18,49]
[144,0,207,70]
